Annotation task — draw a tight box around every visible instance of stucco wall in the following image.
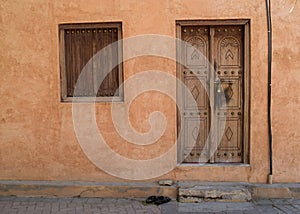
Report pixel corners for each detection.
[0,0,299,183]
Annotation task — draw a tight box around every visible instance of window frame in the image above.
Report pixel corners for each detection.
[59,22,124,102]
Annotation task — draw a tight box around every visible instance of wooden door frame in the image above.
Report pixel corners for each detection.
[176,19,250,164]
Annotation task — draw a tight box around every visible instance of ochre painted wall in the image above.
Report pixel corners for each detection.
[0,0,299,183]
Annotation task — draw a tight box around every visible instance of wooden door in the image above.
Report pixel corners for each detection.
[177,21,249,164]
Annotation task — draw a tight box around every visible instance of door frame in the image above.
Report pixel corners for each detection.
[176,19,250,164]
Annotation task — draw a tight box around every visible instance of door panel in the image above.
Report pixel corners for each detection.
[213,26,244,163]
[217,78,241,110]
[180,26,210,163]
[183,117,208,163]
[184,76,208,110]
[216,117,242,162]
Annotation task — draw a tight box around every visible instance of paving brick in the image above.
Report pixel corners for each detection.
[59,201,67,210]
[253,199,273,205]
[272,207,287,214]
[100,207,109,213]
[256,205,278,214]
[50,202,59,213]
[135,210,148,214]
[91,210,101,214]
[243,209,260,214]
[271,198,295,204]
[57,210,67,214]
[125,205,136,213]
[86,198,103,203]
[4,210,18,214]
[274,204,300,213]
[292,204,300,209]
[225,211,244,214]
[293,200,300,205]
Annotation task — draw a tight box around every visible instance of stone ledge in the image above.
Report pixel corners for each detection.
[0,180,177,199]
[1,181,300,201]
[178,182,300,202]
[250,183,300,199]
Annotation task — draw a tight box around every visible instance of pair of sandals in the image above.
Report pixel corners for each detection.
[145,195,171,205]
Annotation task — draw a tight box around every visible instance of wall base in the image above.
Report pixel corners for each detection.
[1,180,300,201]
[0,180,177,199]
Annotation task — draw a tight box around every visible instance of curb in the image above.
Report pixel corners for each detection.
[0,180,177,199]
[1,181,300,200]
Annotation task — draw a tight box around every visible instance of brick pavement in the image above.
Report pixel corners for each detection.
[1,197,300,214]
[0,197,159,214]
[162,199,300,213]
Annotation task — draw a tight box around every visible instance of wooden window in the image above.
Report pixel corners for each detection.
[59,22,123,102]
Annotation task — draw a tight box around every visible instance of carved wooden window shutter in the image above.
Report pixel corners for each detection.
[59,22,123,102]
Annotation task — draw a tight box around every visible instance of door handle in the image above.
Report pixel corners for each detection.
[215,80,222,93]
[215,80,233,103]
[214,59,217,72]
[213,59,221,92]
[213,59,219,110]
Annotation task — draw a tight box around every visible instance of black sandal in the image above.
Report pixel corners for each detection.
[145,195,157,204]
[154,196,171,205]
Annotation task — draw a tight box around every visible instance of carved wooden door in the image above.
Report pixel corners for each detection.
[177,21,249,164]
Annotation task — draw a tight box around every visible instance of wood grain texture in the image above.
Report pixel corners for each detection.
[59,23,123,101]
[177,20,250,164]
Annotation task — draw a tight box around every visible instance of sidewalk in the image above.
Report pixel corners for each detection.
[1,197,300,214]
